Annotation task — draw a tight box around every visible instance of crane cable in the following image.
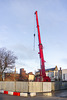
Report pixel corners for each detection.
[33,14,36,51]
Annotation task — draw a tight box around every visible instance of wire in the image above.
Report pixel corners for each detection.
[34,33,35,51]
[33,14,36,51]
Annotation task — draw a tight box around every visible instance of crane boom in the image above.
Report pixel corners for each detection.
[35,11,51,82]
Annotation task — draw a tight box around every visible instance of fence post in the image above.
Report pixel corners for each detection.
[14,67,16,92]
[28,81,29,93]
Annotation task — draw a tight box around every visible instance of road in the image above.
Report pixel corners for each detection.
[0,90,67,100]
[52,90,67,98]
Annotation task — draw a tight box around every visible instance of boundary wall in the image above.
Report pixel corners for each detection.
[0,81,67,93]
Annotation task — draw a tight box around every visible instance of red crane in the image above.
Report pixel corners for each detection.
[35,11,51,82]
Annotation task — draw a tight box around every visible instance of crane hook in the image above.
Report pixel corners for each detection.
[34,33,35,51]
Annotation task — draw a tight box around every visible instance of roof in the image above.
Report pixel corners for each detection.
[45,68,55,71]
[36,67,56,73]
[28,72,34,75]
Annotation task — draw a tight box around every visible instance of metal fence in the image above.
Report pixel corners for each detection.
[0,81,67,92]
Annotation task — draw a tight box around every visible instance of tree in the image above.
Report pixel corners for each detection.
[0,48,17,80]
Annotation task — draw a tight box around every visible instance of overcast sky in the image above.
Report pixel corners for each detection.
[0,0,67,73]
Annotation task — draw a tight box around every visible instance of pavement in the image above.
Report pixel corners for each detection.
[0,89,67,99]
[35,89,67,98]
[52,90,67,98]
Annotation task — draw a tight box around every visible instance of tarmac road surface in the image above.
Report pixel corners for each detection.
[52,90,67,98]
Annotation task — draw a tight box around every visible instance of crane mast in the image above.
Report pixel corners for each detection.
[35,11,51,82]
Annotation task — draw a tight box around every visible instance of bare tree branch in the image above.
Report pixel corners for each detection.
[0,48,17,73]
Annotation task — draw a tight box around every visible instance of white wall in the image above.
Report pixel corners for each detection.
[62,69,67,81]
[29,82,42,92]
[43,82,51,92]
[28,75,34,81]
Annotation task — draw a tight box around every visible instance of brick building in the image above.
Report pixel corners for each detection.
[4,73,20,81]
[19,68,28,81]
[0,68,34,81]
